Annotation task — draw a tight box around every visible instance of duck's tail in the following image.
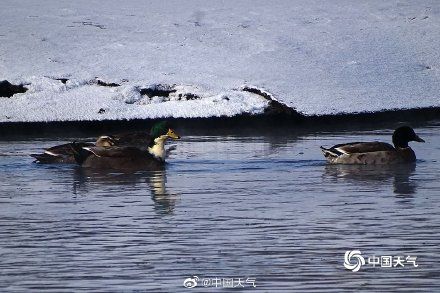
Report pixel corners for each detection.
[30,153,58,163]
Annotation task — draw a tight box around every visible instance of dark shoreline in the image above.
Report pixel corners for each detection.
[0,106,439,137]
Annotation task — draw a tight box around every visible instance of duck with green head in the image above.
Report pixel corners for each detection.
[147,121,180,160]
[72,121,181,170]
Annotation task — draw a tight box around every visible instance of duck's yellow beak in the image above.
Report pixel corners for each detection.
[167,128,181,140]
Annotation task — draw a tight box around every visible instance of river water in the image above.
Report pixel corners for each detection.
[0,121,439,292]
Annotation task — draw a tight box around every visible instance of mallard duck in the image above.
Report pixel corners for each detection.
[71,121,180,170]
[320,126,425,164]
[30,136,115,164]
[108,121,180,155]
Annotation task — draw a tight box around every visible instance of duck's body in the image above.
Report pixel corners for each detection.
[30,132,152,164]
[321,126,424,165]
[73,146,165,171]
[31,137,114,164]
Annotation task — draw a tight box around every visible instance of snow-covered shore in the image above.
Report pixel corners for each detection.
[1,0,439,122]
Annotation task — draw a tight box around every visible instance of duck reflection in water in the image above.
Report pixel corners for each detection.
[72,168,179,214]
[323,163,417,196]
[147,170,179,214]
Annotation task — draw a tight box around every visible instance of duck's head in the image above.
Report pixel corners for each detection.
[148,121,180,160]
[392,126,425,148]
[95,135,116,147]
[150,121,181,142]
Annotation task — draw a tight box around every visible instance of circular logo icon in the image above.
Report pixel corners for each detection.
[344,250,365,272]
[183,276,199,288]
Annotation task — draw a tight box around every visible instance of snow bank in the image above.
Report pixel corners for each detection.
[0,77,269,122]
[1,0,439,122]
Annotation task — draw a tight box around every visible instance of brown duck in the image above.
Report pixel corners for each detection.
[30,136,115,164]
[320,126,425,164]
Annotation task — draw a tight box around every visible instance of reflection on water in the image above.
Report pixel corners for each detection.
[324,163,417,196]
[0,123,439,292]
[73,168,179,215]
[148,171,179,215]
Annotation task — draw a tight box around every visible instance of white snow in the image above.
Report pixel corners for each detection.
[1,0,439,122]
[0,78,268,121]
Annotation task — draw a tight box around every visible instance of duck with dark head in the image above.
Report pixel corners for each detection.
[71,121,181,170]
[320,126,425,164]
